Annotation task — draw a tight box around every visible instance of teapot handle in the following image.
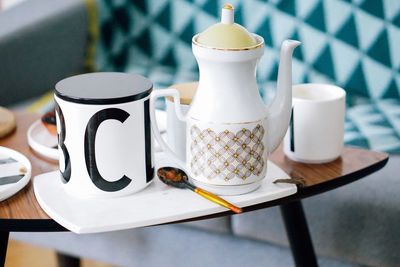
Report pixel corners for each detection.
[150,89,187,169]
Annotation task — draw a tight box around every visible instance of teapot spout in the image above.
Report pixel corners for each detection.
[267,40,301,153]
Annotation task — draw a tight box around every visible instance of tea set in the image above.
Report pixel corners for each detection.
[4,4,345,233]
[152,4,299,196]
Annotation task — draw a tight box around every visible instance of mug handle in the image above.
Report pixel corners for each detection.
[150,89,187,169]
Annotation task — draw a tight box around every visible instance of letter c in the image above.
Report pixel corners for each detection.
[84,108,132,192]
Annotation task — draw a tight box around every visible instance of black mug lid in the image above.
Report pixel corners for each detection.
[55,72,153,105]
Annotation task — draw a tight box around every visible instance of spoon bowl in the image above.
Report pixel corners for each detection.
[157,167,191,189]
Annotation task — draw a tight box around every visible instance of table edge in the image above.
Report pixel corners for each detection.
[294,153,389,199]
[0,152,389,232]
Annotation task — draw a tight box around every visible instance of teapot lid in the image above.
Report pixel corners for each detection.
[195,4,258,49]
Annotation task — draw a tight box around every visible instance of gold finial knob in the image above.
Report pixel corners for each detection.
[223,3,234,10]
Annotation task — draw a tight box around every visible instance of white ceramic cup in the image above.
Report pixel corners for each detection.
[164,83,197,162]
[166,99,190,162]
[54,73,154,198]
[283,83,346,163]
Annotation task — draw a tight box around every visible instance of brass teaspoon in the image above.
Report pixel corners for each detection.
[157,167,242,214]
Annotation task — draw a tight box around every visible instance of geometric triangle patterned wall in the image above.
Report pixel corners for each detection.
[92,0,400,153]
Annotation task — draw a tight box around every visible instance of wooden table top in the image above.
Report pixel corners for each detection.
[0,112,389,232]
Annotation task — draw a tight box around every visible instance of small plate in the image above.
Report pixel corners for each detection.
[0,146,32,201]
[33,153,296,234]
[27,120,58,161]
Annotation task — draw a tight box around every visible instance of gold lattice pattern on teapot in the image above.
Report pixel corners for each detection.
[190,124,265,181]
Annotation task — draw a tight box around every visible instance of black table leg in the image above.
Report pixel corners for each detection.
[56,252,81,267]
[0,231,9,267]
[280,200,318,267]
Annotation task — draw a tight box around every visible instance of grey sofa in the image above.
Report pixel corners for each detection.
[1,1,398,266]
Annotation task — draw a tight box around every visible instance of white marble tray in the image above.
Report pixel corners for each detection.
[33,152,296,234]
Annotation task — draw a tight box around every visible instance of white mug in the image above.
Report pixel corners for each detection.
[55,72,154,198]
[284,83,346,163]
[165,83,197,162]
[166,99,190,161]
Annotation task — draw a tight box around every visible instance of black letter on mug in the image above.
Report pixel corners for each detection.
[290,107,295,152]
[84,108,132,192]
[55,101,71,183]
[144,99,154,183]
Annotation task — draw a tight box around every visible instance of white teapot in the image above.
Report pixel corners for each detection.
[151,4,300,195]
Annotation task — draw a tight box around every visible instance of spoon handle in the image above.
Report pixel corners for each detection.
[194,188,242,214]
